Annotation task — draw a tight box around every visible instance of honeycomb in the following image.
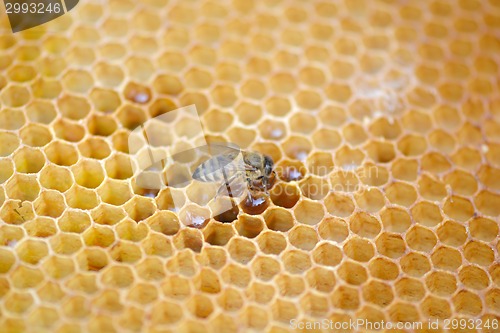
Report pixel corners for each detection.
[0,0,499,332]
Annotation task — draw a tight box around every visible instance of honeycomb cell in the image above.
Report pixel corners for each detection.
[395,278,425,302]
[252,255,281,281]
[401,252,431,277]
[469,217,498,242]
[312,242,342,267]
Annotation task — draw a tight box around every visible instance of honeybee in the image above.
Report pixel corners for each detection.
[190,143,275,198]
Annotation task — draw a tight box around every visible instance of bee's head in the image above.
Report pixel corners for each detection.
[263,155,274,177]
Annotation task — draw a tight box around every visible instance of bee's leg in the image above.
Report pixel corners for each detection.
[215,173,240,198]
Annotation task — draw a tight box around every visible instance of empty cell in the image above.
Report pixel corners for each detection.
[269,72,297,94]
[475,190,500,217]
[395,277,425,302]
[334,146,365,170]
[306,266,336,293]
[19,124,52,148]
[421,296,451,320]
[1,86,30,107]
[406,226,437,252]
[0,132,20,157]
[312,129,342,151]
[191,268,221,295]
[97,179,133,206]
[44,141,79,166]
[418,175,447,201]
[11,265,44,289]
[0,109,26,130]
[94,62,124,88]
[42,255,74,280]
[331,286,359,311]
[369,258,399,280]
[357,163,389,187]
[312,242,342,267]
[136,257,166,281]
[443,195,474,222]
[221,263,251,288]
[271,299,298,323]
[431,246,462,272]
[172,228,203,253]
[203,222,235,246]
[290,113,318,135]
[300,293,329,317]
[451,147,482,170]
[4,291,34,314]
[117,105,147,130]
[90,88,121,113]
[53,119,86,143]
[58,210,91,234]
[57,95,91,121]
[318,217,348,243]
[391,158,418,181]
[263,208,294,232]
[87,115,118,138]
[144,211,180,236]
[116,219,148,242]
[0,159,14,184]
[362,280,394,308]
[142,232,174,258]
[344,237,375,262]
[369,117,402,140]
[33,190,66,218]
[62,70,94,94]
[24,217,57,238]
[385,181,417,207]
[469,217,498,242]
[464,241,495,266]
[126,283,158,305]
[241,305,269,329]
[437,220,467,246]
[282,136,313,162]
[299,176,330,200]
[288,226,318,251]
[5,174,40,202]
[410,201,442,227]
[478,165,500,191]
[364,140,396,163]
[293,200,324,225]
[338,261,368,285]
[426,271,457,296]
[349,212,381,238]
[380,207,411,233]
[324,192,355,217]
[252,256,281,281]
[376,233,406,259]
[226,237,256,264]
[421,152,451,174]
[65,185,99,210]
[231,215,262,239]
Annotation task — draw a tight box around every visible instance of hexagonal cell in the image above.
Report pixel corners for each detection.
[198,220,232,246]
[406,226,437,252]
[395,277,425,302]
[437,220,467,246]
[124,82,152,104]
[234,214,264,239]
[451,146,482,170]
[19,124,52,148]
[431,245,463,272]
[97,179,133,206]
[380,207,411,233]
[0,132,20,157]
[331,286,360,311]
[299,176,330,200]
[312,242,342,267]
[385,181,417,207]
[252,255,281,281]
[0,247,16,273]
[369,257,399,281]
[263,207,294,232]
[443,195,474,222]
[1,85,30,107]
[354,188,385,213]
[469,217,498,242]
[78,138,112,161]
[312,128,342,150]
[288,225,318,251]
[410,201,442,227]
[464,241,495,266]
[387,301,420,322]
[33,190,66,218]
[293,199,324,226]
[318,217,349,242]
[42,255,75,280]
[62,69,94,93]
[420,296,452,320]
[342,237,374,262]
[0,109,26,130]
[136,257,166,281]
[324,192,355,217]
[258,119,287,141]
[44,141,79,166]
[475,190,500,217]
[221,263,251,288]
[0,158,14,184]
[376,233,406,259]
[251,142,282,165]
[65,185,99,210]
[1,199,34,224]
[400,252,431,277]
[391,158,418,182]
[425,271,457,297]
[11,265,44,288]
[24,217,57,238]
[349,212,381,238]
[4,291,34,314]
[117,104,148,130]
[337,261,368,286]
[362,280,394,308]
[5,174,40,202]
[171,228,202,253]
[192,267,221,295]
[253,230,286,255]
